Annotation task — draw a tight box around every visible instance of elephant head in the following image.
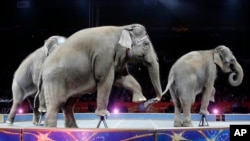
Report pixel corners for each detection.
[118,24,162,101]
[44,35,66,56]
[213,45,243,86]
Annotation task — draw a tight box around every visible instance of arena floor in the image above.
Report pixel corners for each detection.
[1,113,250,129]
[1,113,249,141]
[2,119,250,129]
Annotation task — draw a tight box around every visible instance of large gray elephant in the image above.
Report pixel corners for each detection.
[35,24,162,128]
[6,35,66,125]
[162,45,243,127]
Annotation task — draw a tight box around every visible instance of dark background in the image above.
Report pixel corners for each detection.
[0,0,250,101]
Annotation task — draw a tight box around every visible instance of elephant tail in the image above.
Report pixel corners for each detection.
[34,69,43,109]
[144,74,174,108]
[162,75,174,96]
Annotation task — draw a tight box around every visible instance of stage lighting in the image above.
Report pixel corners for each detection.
[18,108,23,114]
[113,108,119,114]
[213,108,219,114]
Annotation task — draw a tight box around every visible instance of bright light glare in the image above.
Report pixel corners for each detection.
[18,108,23,114]
[113,108,119,114]
[213,109,218,114]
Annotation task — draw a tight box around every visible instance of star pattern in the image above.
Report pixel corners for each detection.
[169,131,190,141]
[1,128,229,141]
[24,131,54,141]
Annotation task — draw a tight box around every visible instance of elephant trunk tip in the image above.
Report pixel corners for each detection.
[155,95,162,102]
[228,72,243,87]
[228,61,244,87]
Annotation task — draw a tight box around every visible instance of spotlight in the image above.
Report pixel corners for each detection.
[113,108,119,114]
[213,108,219,114]
[18,108,23,114]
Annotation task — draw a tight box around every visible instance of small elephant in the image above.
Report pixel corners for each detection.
[162,45,243,127]
[35,24,162,128]
[6,35,66,125]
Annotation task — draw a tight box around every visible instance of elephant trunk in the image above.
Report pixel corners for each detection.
[228,61,244,87]
[147,60,162,101]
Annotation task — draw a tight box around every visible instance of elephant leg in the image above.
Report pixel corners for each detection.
[44,84,66,127]
[209,87,215,102]
[180,89,195,127]
[200,86,214,115]
[7,84,23,124]
[114,75,146,102]
[45,105,60,127]
[38,88,46,113]
[181,101,193,127]
[95,68,114,117]
[170,89,182,127]
[173,104,182,127]
[7,102,20,124]
[32,106,40,125]
[62,97,79,128]
[29,97,40,125]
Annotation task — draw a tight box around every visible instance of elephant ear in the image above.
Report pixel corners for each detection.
[118,30,132,49]
[44,36,66,56]
[44,38,56,56]
[213,47,224,69]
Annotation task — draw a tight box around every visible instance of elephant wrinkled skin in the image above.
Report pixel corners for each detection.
[162,45,243,127]
[6,36,66,125]
[36,24,162,128]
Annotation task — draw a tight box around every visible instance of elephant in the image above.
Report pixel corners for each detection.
[6,35,66,125]
[35,24,162,128]
[162,45,243,127]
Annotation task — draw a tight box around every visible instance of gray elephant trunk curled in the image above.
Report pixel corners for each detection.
[228,61,244,87]
[161,45,244,127]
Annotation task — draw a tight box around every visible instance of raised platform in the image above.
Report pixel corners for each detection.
[1,113,249,141]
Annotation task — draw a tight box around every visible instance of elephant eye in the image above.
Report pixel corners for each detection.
[224,58,235,64]
[143,41,149,46]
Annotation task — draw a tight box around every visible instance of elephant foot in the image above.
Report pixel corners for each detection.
[132,94,146,103]
[174,119,182,127]
[6,116,14,125]
[199,109,209,115]
[6,120,13,125]
[38,107,47,113]
[32,115,39,125]
[45,119,57,127]
[33,121,39,126]
[65,122,78,128]
[33,112,46,126]
[95,109,110,117]
[182,120,193,127]
[32,118,40,126]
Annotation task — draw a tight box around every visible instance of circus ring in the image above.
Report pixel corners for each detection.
[1,113,250,141]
